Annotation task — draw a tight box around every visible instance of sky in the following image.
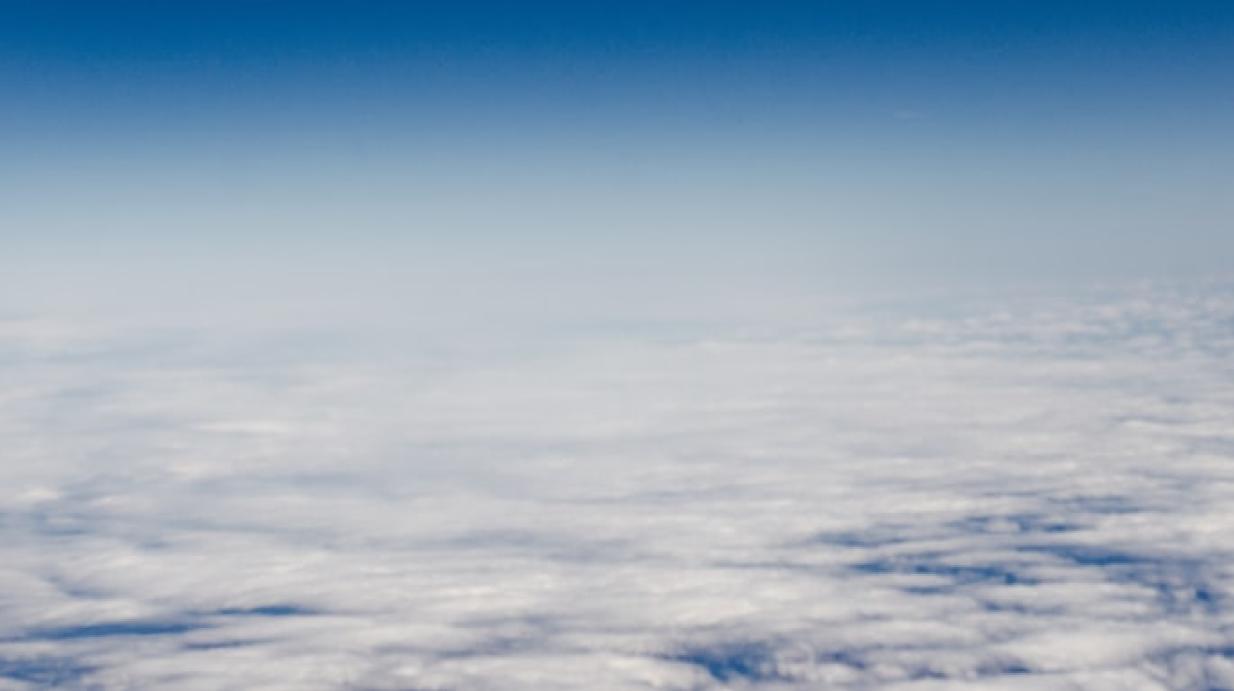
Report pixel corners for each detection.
[3,1,1233,301]
[4,4,1234,689]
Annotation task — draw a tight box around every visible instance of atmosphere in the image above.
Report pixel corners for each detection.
[3,4,1234,690]
[5,1,1233,287]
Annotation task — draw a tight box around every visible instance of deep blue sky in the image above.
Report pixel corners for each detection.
[3,1,1233,287]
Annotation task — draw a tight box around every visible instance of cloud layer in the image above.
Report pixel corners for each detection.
[2,281,1233,689]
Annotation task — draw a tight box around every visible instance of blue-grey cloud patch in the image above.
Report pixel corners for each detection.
[948,512,1081,535]
[851,554,1036,588]
[25,619,204,642]
[665,641,803,683]
[213,605,319,617]
[0,657,93,687]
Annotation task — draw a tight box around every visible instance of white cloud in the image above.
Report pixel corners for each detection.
[1,281,1232,688]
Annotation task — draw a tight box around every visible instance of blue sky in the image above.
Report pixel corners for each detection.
[3,1,1233,286]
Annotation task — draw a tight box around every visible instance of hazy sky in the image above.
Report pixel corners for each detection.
[3,2,1232,290]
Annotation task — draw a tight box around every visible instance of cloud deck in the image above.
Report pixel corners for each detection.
[1,284,1232,689]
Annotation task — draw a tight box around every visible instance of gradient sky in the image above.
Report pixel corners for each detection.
[3,1,1233,294]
